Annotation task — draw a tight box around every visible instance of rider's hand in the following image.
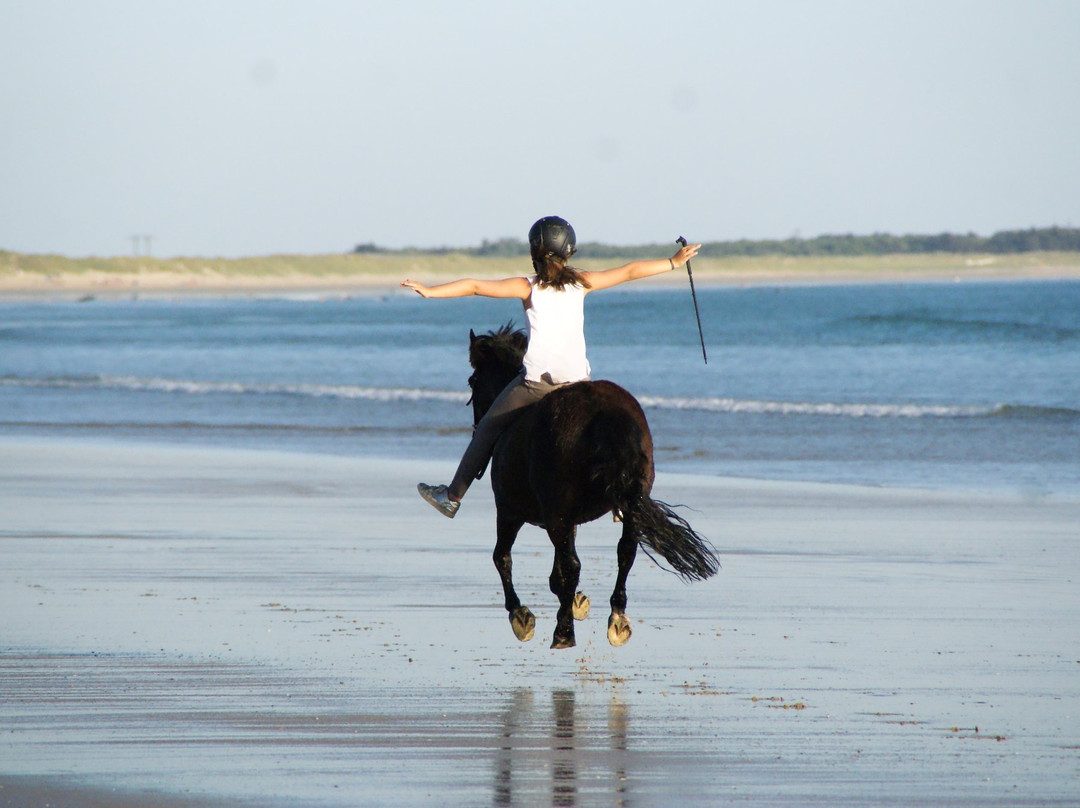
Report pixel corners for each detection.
[673,243,701,269]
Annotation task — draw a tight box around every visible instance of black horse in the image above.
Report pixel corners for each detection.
[466,325,718,649]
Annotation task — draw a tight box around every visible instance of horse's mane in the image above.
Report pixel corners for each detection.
[470,323,527,372]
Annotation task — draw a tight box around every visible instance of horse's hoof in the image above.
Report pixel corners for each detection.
[572,592,591,621]
[510,606,535,642]
[550,634,576,650]
[607,612,632,647]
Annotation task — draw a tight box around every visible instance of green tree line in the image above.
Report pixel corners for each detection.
[356,226,1080,258]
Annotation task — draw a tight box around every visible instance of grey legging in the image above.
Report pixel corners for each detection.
[448,370,566,500]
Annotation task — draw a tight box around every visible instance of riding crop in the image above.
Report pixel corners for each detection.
[677,236,708,364]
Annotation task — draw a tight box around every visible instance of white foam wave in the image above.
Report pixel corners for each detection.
[1,375,470,404]
[3,375,1002,418]
[101,376,474,404]
[637,395,1000,419]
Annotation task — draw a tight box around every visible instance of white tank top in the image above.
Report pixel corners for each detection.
[522,277,591,384]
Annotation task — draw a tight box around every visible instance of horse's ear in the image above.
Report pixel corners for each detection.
[469,329,476,343]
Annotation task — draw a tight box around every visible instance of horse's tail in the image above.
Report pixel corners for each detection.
[586,410,718,583]
[626,496,719,583]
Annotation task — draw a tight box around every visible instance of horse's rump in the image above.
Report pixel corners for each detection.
[520,381,651,518]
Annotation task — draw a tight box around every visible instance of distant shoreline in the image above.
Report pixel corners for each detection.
[2,250,1079,299]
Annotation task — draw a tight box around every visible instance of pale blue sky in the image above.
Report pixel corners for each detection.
[2,0,1078,257]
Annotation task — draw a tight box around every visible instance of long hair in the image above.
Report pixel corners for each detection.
[532,252,592,291]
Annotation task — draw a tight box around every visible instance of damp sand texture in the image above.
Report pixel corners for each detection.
[1,438,1078,806]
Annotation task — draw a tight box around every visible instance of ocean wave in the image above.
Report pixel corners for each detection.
[844,313,1080,343]
[636,395,1004,419]
[5,373,1070,421]
[0,374,471,404]
[0,419,469,436]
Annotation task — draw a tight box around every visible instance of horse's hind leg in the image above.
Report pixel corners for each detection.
[608,523,637,647]
[547,521,581,650]
[494,511,534,642]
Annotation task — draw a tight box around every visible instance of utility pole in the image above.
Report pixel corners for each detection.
[130,234,154,257]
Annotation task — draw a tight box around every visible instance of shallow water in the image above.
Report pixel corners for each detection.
[2,280,1078,492]
[2,440,1078,806]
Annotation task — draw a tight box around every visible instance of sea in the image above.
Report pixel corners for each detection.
[2,279,1078,495]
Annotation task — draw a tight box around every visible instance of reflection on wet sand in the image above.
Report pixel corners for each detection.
[494,689,630,808]
[553,690,576,807]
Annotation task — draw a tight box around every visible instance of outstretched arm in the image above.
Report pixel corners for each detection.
[582,242,701,292]
[400,276,532,299]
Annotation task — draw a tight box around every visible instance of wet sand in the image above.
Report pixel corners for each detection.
[2,438,1078,806]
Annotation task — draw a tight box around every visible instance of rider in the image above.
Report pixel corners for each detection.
[401,216,701,518]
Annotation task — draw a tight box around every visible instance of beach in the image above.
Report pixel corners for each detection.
[3,250,1080,300]
[2,437,1078,806]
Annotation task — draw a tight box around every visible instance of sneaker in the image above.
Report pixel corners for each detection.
[417,483,460,519]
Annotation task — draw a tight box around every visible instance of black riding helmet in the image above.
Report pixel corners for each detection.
[528,216,576,261]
